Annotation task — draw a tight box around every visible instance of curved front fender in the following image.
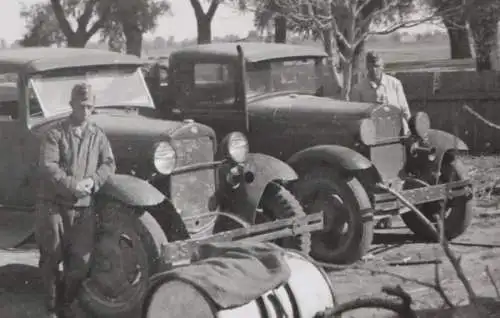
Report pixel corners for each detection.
[428,129,468,154]
[218,153,298,224]
[287,145,374,172]
[243,152,298,204]
[100,174,165,207]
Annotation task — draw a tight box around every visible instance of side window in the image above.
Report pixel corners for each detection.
[0,75,19,120]
[194,63,230,85]
[192,63,234,105]
[0,100,18,119]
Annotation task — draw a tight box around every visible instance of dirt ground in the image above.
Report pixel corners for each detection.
[0,156,499,318]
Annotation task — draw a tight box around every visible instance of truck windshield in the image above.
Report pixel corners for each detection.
[30,67,155,118]
[246,58,323,95]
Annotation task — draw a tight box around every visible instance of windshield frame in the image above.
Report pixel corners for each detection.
[244,56,326,97]
[28,64,155,119]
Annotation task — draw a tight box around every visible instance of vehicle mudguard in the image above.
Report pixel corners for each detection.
[99,174,166,207]
[287,145,374,173]
[427,129,469,183]
[218,153,298,224]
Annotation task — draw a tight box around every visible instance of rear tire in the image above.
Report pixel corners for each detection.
[291,167,374,264]
[78,200,168,317]
[401,158,473,241]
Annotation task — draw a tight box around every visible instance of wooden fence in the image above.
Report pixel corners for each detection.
[393,70,500,155]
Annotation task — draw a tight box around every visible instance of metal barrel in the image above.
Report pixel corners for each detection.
[142,249,336,318]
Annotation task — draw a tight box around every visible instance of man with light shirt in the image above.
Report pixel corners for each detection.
[351,51,412,229]
[351,51,411,132]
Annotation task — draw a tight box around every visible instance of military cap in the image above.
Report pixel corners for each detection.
[70,83,94,104]
[366,51,384,66]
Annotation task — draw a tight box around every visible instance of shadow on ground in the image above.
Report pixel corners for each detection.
[0,264,48,318]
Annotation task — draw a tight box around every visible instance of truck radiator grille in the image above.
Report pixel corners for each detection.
[170,137,216,238]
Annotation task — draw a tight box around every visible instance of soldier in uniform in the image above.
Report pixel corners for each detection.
[35,83,116,318]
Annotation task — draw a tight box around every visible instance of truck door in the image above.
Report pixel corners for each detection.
[170,62,248,143]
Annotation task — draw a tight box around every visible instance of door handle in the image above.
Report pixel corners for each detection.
[172,108,182,115]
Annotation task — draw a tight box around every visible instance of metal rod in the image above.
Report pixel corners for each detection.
[182,211,251,228]
[376,183,439,241]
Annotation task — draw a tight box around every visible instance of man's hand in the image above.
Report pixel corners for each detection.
[74,178,94,198]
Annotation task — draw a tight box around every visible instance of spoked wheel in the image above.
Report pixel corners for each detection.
[401,157,473,241]
[79,200,168,317]
[291,167,374,265]
[256,182,311,254]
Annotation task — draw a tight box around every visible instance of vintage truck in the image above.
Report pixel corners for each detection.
[145,42,474,265]
[0,47,323,316]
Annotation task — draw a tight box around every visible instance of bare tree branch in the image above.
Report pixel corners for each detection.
[77,0,97,30]
[206,0,220,20]
[50,0,75,39]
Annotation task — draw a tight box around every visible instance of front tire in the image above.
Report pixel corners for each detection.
[78,200,168,317]
[291,167,374,265]
[401,158,473,241]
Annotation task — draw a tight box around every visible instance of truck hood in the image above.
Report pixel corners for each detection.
[30,110,211,173]
[248,93,378,121]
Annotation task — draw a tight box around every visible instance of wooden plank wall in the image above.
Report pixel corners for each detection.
[393,71,500,155]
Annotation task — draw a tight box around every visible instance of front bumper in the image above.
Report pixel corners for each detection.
[373,180,473,214]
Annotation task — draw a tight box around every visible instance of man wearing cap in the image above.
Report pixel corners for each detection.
[35,83,116,318]
[351,51,411,229]
[351,51,411,127]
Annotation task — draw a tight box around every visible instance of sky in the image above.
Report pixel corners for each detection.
[0,0,256,44]
[0,0,438,45]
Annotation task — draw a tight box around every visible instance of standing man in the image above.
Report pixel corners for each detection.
[35,83,116,318]
[351,51,412,229]
[351,51,411,132]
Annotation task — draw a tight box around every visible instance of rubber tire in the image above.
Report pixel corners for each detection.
[257,182,311,254]
[291,167,374,265]
[79,201,168,318]
[401,158,473,241]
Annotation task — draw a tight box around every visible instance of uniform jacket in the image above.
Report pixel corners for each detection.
[37,118,116,207]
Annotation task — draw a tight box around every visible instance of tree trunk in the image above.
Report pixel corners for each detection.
[468,4,498,71]
[197,16,212,44]
[469,18,497,71]
[123,23,143,57]
[443,19,472,59]
[66,32,87,48]
[342,60,353,101]
[274,15,287,43]
[321,29,342,98]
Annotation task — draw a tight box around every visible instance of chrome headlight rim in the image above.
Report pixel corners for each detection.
[153,141,176,175]
[227,132,249,163]
[359,118,377,146]
[410,112,431,140]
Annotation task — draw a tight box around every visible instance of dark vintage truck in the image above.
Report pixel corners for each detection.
[145,42,474,265]
[0,47,323,317]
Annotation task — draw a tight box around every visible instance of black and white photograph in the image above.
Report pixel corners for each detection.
[0,0,499,317]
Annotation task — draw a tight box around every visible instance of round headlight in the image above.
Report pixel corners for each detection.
[410,112,431,140]
[359,118,377,146]
[227,132,249,163]
[153,141,176,174]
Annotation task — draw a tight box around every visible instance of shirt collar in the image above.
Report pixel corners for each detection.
[368,73,389,89]
[64,119,96,137]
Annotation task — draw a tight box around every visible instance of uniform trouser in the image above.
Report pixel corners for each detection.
[34,200,96,312]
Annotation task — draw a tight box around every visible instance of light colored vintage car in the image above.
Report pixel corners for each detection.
[0,47,319,317]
